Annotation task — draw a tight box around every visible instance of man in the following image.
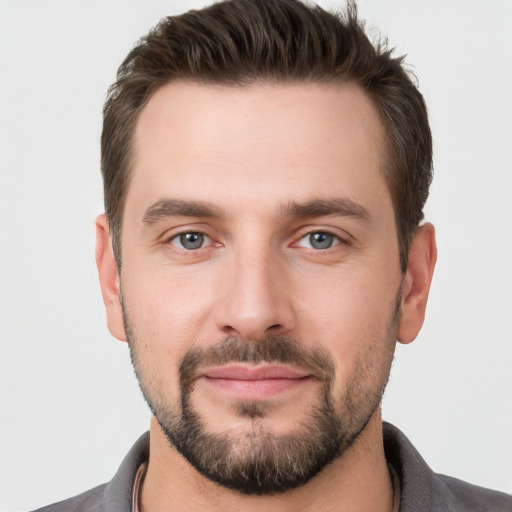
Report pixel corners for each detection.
[31,0,511,511]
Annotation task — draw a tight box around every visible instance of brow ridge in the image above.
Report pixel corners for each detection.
[142,197,370,226]
[142,199,222,225]
[281,198,370,220]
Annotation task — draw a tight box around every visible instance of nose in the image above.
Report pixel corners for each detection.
[215,247,296,340]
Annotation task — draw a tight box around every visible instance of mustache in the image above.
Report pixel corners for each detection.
[179,335,336,392]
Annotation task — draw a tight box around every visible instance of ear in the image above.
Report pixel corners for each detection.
[95,214,126,342]
[397,223,437,344]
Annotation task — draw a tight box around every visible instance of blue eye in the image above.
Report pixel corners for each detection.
[298,232,340,250]
[171,232,210,250]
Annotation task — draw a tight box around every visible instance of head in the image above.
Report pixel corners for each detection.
[96,0,436,497]
[101,0,432,273]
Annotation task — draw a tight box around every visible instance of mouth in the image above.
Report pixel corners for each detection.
[199,364,315,400]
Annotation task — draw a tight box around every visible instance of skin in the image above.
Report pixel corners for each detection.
[96,81,437,512]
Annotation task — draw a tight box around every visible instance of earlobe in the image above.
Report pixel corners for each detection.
[95,214,127,342]
[397,223,437,344]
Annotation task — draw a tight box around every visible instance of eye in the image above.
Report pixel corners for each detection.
[170,232,211,250]
[297,231,341,250]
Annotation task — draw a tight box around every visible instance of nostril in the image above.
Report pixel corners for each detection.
[268,324,281,330]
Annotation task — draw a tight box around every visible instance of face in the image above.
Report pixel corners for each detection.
[99,81,414,494]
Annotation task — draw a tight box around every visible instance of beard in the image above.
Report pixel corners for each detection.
[123,296,399,495]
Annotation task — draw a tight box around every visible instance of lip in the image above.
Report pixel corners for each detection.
[199,365,314,400]
[203,365,311,380]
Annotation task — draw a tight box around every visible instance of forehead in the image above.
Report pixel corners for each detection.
[128,81,390,218]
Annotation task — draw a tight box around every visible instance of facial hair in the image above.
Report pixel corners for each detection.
[123,294,400,495]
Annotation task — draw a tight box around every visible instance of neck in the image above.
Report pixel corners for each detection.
[140,409,394,512]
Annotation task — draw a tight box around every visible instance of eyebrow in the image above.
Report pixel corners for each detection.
[142,199,222,225]
[142,197,370,226]
[280,198,370,220]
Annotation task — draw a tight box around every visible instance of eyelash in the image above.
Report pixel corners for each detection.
[293,230,347,251]
[165,228,349,253]
[167,231,217,251]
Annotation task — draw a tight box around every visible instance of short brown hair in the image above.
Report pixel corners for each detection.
[101,0,432,272]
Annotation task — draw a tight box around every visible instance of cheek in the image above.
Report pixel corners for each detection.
[120,268,218,400]
[291,268,399,382]
[124,264,217,339]
[293,267,394,330]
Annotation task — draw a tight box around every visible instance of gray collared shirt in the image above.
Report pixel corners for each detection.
[31,423,512,512]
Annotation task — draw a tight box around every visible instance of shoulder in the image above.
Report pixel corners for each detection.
[29,432,149,512]
[383,422,512,511]
[433,474,512,511]
[29,483,107,512]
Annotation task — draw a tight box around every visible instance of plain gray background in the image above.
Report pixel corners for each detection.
[0,1,511,510]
